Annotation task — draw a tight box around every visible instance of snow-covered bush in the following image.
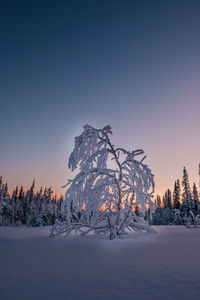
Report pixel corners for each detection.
[50,125,155,239]
[186,211,200,228]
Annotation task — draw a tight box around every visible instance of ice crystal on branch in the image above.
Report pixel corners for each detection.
[50,125,155,239]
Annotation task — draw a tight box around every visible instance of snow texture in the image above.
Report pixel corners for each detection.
[1,226,200,300]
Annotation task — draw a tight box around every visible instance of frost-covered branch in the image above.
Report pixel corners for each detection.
[51,124,155,239]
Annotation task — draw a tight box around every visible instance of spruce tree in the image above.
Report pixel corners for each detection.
[35,187,43,213]
[173,180,181,210]
[10,186,18,224]
[192,183,199,215]
[182,167,192,215]
[15,186,25,224]
[0,176,3,192]
[24,180,35,224]
[18,186,24,200]
[3,183,8,197]
[164,189,172,209]
[155,195,161,208]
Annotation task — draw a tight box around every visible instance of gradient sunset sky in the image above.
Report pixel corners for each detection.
[1,0,200,197]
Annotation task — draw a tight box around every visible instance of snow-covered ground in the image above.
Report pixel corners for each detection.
[0,226,200,300]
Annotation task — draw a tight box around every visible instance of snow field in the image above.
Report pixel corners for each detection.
[0,226,200,300]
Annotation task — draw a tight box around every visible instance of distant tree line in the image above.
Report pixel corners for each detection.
[151,167,200,226]
[0,176,66,226]
[1,167,200,227]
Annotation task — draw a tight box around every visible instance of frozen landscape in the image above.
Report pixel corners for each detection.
[2,1,200,300]
[1,226,200,300]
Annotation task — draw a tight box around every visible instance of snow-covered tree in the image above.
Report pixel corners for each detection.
[173,180,181,210]
[0,180,12,225]
[155,195,161,208]
[0,176,66,227]
[152,195,164,225]
[164,189,172,210]
[182,167,192,216]
[192,183,199,215]
[15,186,25,225]
[162,207,174,225]
[173,208,182,225]
[152,208,163,225]
[50,124,155,239]
[24,180,35,225]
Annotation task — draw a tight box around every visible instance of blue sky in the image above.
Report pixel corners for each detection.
[1,0,200,196]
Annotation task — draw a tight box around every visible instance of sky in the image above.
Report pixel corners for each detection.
[1,0,200,197]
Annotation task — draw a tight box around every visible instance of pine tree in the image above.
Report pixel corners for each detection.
[35,187,43,213]
[24,180,35,224]
[18,186,24,200]
[155,195,161,208]
[182,167,192,215]
[15,186,25,224]
[3,183,8,197]
[152,195,163,225]
[0,176,3,192]
[10,186,18,224]
[173,180,181,210]
[164,189,172,209]
[0,180,12,225]
[192,183,199,215]
[29,180,35,203]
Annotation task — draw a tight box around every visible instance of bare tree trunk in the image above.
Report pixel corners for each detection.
[110,225,118,240]
[115,183,122,227]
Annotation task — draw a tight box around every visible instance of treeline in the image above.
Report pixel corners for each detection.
[0,176,66,226]
[152,167,200,225]
[1,167,200,227]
